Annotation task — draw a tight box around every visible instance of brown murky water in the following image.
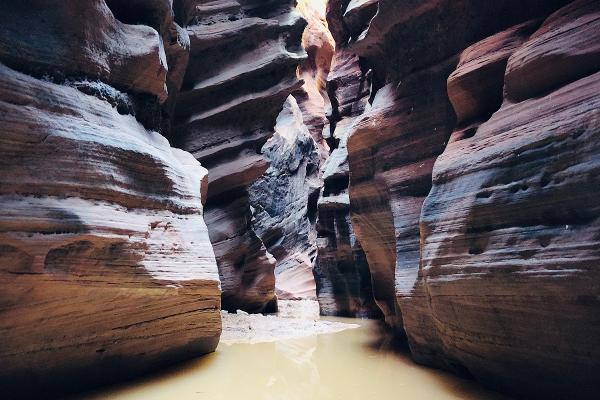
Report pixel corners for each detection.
[81,318,509,400]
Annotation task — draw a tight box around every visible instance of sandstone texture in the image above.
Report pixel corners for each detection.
[2,0,599,399]
[326,0,377,47]
[330,0,600,397]
[249,96,321,300]
[417,1,600,397]
[248,1,341,305]
[447,20,540,126]
[0,1,220,397]
[172,0,306,312]
[295,0,335,154]
[344,0,573,335]
[313,14,380,318]
[347,59,457,330]
[104,0,191,132]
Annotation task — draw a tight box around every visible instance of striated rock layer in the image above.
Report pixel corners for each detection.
[172,0,306,312]
[417,1,600,397]
[347,58,457,330]
[0,0,220,397]
[249,96,321,300]
[313,8,380,318]
[336,0,599,397]
[104,0,192,133]
[345,0,573,333]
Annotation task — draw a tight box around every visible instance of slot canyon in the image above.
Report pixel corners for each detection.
[0,0,598,399]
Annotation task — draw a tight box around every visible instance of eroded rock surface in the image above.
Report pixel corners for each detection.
[249,96,321,300]
[104,0,192,132]
[0,0,168,102]
[347,59,457,330]
[0,1,220,397]
[313,13,380,318]
[447,20,539,125]
[416,2,600,397]
[344,0,574,337]
[332,0,599,397]
[172,0,306,312]
[295,0,335,154]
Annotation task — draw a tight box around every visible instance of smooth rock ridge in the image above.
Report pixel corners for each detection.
[338,0,599,397]
[417,1,600,397]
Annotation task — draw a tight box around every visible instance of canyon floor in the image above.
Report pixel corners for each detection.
[221,300,360,345]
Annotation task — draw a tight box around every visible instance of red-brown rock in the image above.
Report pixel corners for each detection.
[314,19,380,318]
[296,0,335,153]
[505,0,600,102]
[0,0,169,102]
[104,0,191,129]
[0,65,219,399]
[0,2,221,397]
[414,4,600,396]
[172,0,306,312]
[447,20,539,125]
[336,0,600,397]
[347,60,457,330]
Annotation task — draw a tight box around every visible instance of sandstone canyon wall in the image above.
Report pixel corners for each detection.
[417,2,600,396]
[295,0,335,153]
[0,0,221,397]
[329,0,599,397]
[2,0,599,398]
[246,1,332,302]
[249,96,321,300]
[172,0,306,313]
[311,0,380,318]
[244,0,380,314]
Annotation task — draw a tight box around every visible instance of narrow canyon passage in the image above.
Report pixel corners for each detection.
[0,0,599,399]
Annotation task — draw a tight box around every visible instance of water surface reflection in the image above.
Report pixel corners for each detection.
[82,318,509,400]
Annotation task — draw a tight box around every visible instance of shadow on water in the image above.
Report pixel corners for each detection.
[359,319,511,400]
[76,317,510,400]
[67,352,220,400]
[361,319,411,355]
